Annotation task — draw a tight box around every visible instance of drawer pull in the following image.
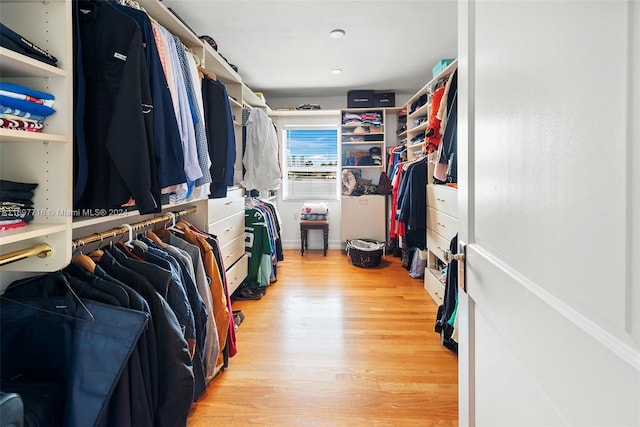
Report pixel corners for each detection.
[225,226,235,232]
[224,201,234,205]
[226,252,235,258]
[436,198,445,202]
[437,222,446,228]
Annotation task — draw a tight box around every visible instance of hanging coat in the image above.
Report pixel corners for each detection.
[1,272,149,427]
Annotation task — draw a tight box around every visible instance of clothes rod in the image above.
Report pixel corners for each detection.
[0,243,52,267]
[72,206,198,250]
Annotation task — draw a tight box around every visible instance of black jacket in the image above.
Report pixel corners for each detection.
[99,250,194,427]
[76,1,160,214]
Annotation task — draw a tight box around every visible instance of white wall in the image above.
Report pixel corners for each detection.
[270,111,344,251]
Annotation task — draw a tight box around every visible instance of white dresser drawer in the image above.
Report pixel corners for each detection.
[427,184,458,218]
[427,228,451,262]
[427,207,458,241]
[226,254,248,296]
[208,210,244,247]
[207,187,244,224]
[220,233,245,269]
[424,268,445,306]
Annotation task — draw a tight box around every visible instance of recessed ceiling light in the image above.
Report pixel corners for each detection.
[331,69,342,75]
[329,29,345,39]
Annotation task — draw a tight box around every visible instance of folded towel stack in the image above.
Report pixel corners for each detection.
[300,202,328,221]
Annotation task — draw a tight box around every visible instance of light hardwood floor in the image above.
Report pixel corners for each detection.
[188,249,458,426]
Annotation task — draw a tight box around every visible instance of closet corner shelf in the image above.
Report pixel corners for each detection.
[396,130,407,139]
[0,223,67,246]
[407,142,424,150]
[0,47,67,78]
[0,129,67,144]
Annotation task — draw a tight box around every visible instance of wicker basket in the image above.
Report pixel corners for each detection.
[346,239,385,268]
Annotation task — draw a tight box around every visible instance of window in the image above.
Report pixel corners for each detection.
[282,126,339,200]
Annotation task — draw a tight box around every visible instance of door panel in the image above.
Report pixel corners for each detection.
[467,246,640,425]
[474,0,630,338]
[459,0,640,425]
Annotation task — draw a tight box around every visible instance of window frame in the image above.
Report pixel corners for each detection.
[281,124,340,201]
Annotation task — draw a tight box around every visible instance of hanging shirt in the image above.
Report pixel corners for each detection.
[152,23,202,183]
[242,108,281,193]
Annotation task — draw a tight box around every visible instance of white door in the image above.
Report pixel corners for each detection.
[457,1,640,425]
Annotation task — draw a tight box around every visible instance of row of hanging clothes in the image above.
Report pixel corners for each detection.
[0,211,236,427]
[386,68,459,275]
[387,149,427,262]
[73,0,237,216]
[232,198,284,300]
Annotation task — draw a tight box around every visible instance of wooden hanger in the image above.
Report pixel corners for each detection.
[145,230,168,248]
[71,239,96,274]
[72,253,96,273]
[198,66,217,81]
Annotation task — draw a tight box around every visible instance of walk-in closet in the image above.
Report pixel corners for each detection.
[1,0,639,426]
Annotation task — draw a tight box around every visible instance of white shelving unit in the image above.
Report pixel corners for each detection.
[0,0,73,274]
[399,60,458,304]
[405,60,458,161]
[339,108,387,244]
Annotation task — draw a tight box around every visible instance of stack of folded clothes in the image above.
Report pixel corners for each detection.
[300,202,328,221]
[0,23,58,67]
[0,82,56,132]
[0,180,38,230]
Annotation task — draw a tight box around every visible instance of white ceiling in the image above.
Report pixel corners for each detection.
[160,0,458,100]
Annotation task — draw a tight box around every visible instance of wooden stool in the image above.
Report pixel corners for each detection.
[300,220,329,256]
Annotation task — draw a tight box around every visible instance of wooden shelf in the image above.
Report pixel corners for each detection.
[269,109,340,117]
[341,123,384,128]
[407,121,429,135]
[408,103,429,120]
[0,128,68,144]
[137,0,202,46]
[228,96,242,109]
[72,198,207,230]
[242,84,267,107]
[342,141,384,145]
[341,107,385,113]
[202,44,242,84]
[0,47,66,79]
[0,223,67,246]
